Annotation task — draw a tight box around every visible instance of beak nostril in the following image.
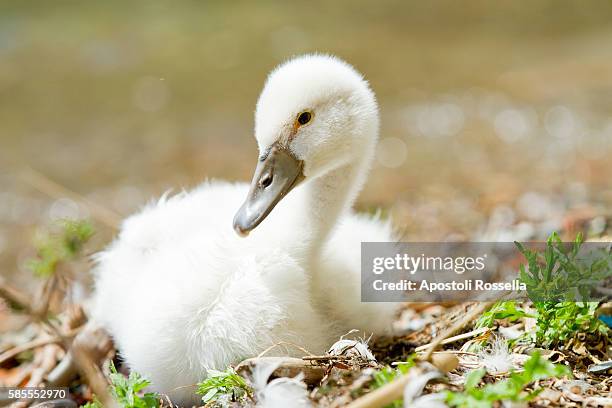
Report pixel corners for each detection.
[260,174,273,189]
[234,145,304,236]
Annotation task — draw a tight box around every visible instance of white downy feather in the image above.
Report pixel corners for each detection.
[403,368,446,408]
[478,335,514,375]
[252,362,312,408]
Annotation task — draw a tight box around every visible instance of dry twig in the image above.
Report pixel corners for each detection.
[420,301,495,361]
[236,356,332,386]
[20,167,121,230]
[69,324,118,408]
[0,280,33,313]
[0,337,62,366]
[414,326,492,352]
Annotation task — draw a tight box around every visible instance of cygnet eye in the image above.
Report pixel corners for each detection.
[296,111,313,126]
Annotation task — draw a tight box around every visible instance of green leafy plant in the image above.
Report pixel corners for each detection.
[515,232,611,347]
[475,300,533,329]
[196,367,252,405]
[108,362,160,408]
[27,219,94,277]
[516,232,611,302]
[446,352,571,408]
[530,301,607,347]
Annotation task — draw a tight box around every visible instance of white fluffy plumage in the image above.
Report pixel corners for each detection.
[91,54,399,405]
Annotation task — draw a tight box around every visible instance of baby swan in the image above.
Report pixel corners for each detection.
[92,55,394,405]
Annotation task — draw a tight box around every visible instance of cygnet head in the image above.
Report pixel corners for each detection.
[233,54,379,236]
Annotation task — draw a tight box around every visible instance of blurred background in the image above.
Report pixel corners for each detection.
[1,0,612,291]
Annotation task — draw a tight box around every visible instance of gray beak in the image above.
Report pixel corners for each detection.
[233,143,304,236]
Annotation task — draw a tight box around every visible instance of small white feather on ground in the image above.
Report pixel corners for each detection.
[478,335,514,375]
[251,362,312,408]
[403,367,446,408]
[327,337,377,363]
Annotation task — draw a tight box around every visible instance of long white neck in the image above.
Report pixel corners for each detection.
[278,142,375,262]
[300,164,362,246]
